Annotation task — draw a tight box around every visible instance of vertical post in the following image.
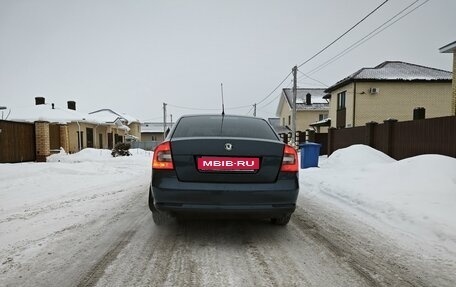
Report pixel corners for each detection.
[292,66,298,147]
[59,124,70,152]
[383,119,397,158]
[365,121,378,148]
[307,129,315,142]
[253,103,257,117]
[163,102,167,138]
[328,127,336,156]
[170,114,173,128]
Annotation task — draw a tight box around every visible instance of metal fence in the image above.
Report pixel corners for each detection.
[326,116,456,160]
[130,141,159,151]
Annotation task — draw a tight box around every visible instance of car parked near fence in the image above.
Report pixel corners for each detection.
[149,114,299,225]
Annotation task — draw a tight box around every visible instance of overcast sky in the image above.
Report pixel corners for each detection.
[0,0,455,122]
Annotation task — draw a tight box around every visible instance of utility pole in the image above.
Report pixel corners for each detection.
[170,114,173,128]
[163,102,167,138]
[292,66,298,147]
[253,103,257,117]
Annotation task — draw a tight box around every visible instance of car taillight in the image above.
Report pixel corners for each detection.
[152,141,174,170]
[281,145,298,172]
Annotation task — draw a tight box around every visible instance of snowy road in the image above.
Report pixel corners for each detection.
[1,148,455,286]
[0,188,414,287]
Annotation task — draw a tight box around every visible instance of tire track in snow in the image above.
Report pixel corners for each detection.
[292,207,427,287]
[77,230,137,287]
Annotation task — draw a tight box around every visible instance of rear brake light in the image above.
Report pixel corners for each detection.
[152,141,174,170]
[281,145,298,172]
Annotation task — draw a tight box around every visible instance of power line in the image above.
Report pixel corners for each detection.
[223,0,389,115]
[297,69,329,87]
[255,71,292,105]
[307,0,426,75]
[297,0,390,68]
[257,77,294,111]
[171,0,425,118]
[245,105,254,116]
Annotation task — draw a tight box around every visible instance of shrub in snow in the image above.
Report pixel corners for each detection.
[111,142,132,157]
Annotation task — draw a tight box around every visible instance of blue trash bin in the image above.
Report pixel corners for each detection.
[299,142,321,169]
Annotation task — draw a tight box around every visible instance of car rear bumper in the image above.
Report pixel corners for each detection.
[151,171,299,215]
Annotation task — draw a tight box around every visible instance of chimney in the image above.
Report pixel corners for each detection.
[35,97,45,105]
[67,101,76,110]
[306,93,312,105]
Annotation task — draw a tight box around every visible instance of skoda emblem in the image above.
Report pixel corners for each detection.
[224,143,233,151]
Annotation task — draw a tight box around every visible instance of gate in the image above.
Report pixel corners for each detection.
[0,120,36,163]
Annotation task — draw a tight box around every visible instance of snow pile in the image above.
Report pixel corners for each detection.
[0,148,152,271]
[320,144,395,168]
[299,145,456,258]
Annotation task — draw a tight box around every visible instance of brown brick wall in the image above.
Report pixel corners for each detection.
[35,121,50,162]
[59,125,69,152]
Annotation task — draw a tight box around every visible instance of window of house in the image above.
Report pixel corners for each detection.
[282,118,285,126]
[288,115,291,125]
[319,113,328,121]
[337,91,346,110]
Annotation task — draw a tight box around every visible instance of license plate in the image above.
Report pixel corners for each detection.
[197,157,260,171]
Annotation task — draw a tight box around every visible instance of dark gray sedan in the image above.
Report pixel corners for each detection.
[149,114,299,225]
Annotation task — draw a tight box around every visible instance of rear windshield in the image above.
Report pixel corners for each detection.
[171,115,279,140]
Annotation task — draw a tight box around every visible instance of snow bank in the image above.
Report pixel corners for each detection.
[320,144,395,168]
[299,145,456,258]
[0,148,152,268]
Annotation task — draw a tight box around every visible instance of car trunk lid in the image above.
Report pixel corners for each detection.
[171,137,284,183]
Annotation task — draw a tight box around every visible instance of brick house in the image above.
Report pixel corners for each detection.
[439,40,456,115]
[275,88,329,132]
[7,97,130,161]
[324,61,453,128]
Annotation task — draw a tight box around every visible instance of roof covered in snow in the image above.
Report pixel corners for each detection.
[89,109,140,124]
[141,122,172,133]
[267,118,290,134]
[325,61,452,93]
[439,40,456,53]
[278,88,329,113]
[6,104,102,124]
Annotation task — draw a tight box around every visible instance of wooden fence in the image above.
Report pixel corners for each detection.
[326,116,456,160]
[0,120,36,163]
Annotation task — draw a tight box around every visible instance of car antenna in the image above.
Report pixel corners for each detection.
[221,83,225,116]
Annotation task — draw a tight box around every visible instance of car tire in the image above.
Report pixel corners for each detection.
[152,210,170,225]
[148,186,157,212]
[271,214,291,226]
